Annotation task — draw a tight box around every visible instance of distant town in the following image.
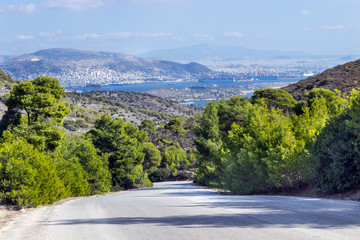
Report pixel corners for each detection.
[62,58,348,88]
[145,82,295,106]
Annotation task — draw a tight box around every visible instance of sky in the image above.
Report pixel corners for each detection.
[0,0,359,56]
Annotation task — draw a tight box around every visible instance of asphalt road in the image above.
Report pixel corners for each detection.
[1,181,360,240]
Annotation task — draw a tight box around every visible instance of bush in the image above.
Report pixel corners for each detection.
[58,135,111,195]
[63,119,79,131]
[149,168,170,182]
[313,90,360,194]
[251,88,297,112]
[76,118,89,128]
[0,133,68,207]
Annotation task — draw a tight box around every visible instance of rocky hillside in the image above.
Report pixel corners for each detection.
[0,67,18,93]
[282,59,360,100]
[0,48,212,87]
[63,90,200,132]
[0,68,19,117]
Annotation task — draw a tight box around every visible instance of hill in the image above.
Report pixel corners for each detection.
[282,59,360,101]
[0,67,19,117]
[0,48,212,87]
[0,67,18,90]
[62,90,200,132]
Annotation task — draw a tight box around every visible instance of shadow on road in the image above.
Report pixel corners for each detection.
[44,181,360,230]
[45,208,360,229]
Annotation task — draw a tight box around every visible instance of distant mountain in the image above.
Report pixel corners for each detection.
[0,48,212,87]
[139,44,323,61]
[282,59,360,101]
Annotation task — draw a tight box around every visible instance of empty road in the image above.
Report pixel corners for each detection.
[1,181,360,240]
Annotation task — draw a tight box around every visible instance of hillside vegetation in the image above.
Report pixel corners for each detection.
[0,76,198,207]
[0,67,19,116]
[195,85,360,197]
[282,59,360,100]
[2,57,360,208]
[63,91,199,132]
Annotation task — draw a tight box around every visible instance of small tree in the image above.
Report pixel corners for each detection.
[0,132,67,207]
[88,115,146,190]
[0,76,70,151]
[139,119,157,134]
[251,88,297,112]
[141,142,161,183]
[164,118,184,133]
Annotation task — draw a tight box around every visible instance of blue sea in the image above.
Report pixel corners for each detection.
[66,77,304,106]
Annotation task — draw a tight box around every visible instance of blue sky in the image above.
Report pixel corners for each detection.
[1,0,359,55]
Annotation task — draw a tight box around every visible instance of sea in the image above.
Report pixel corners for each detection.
[66,77,304,107]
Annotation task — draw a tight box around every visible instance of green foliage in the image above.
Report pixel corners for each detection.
[307,88,348,116]
[195,97,252,187]
[63,119,79,131]
[0,133,67,207]
[139,119,157,134]
[313,90,360,194]
[149,168,170,182]
[63,118,90,131]
[53,152,90,197]
[1,76,70,151]
[226,104,297,194]
[162,142,188,176]
[141,142,161,182]
[64,101,101,124]
[57,135,111,194]
[5,76,69,127]
[88,115,146,190]
[0,67,19,89]
[251,88,297,112]
[195,89,352,194]
[164,118,184,133]
[10,119,66,151]
[0,68,11,81]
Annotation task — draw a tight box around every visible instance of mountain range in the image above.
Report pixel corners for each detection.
[138,44,337,61]
[0,48,212,87]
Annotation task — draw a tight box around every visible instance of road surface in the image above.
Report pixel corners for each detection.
[1,181,360,240]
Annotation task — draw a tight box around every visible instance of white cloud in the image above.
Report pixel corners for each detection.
[322,24,351,30]
[17,35,35,40]
[194,33,213,39]
[44,0,104,10]
[224,31,243,38]
[109,32,174,39]
[300,10,310,16]
[39,30,62,37]
[72,33,102,40]
[5,4,37,13]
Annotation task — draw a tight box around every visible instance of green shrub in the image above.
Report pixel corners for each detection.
[0,133,67,207]
[76,118,89,128]
[313,90,360,194]
[149,168,170,182]
[58,135,111,195]
[63,119,79,131]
